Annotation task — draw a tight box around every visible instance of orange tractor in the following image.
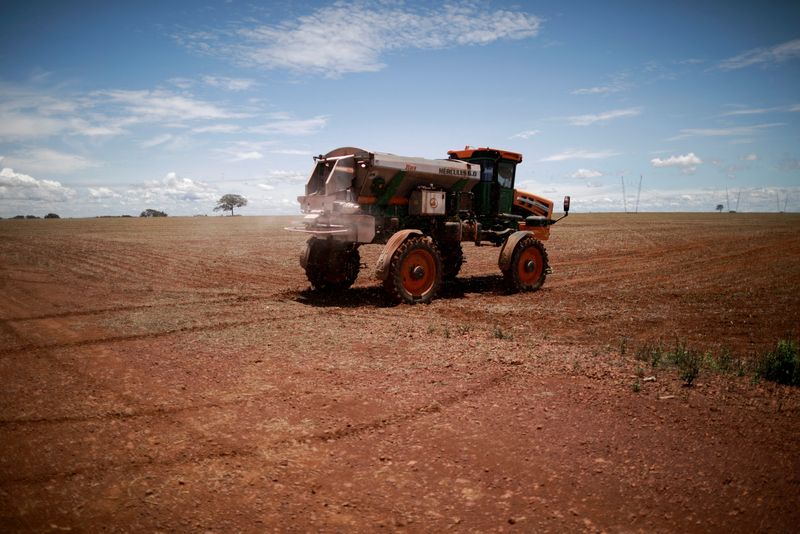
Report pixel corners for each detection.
[287,146,569,303]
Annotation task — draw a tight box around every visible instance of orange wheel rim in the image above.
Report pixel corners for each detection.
[401,249,436,295]
[517,247,543,284]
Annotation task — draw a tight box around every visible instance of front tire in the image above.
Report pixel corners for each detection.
[384,236,442,304]
[503,236,548,292]
[304,239,360,291]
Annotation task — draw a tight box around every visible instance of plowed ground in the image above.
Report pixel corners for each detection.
[1,213,799,532]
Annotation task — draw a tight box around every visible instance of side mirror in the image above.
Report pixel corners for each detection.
[563,195,571,213]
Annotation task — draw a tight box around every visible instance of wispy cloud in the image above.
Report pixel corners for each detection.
[201,76,256,91]
[3,148,99,174]
[249,115,328,136]
[509,129,540,140]
[670,122,785,140]
[176,1,542,77]
[717,38,800,70]
[540,149,621,162]
[261,170,307,184]
[191,124,241,134]
[566,107,641,126]
[96,89,246,123]
[571,75,630,95]
[0,84,251,142]
[721,104,800,116]
[571,168,602,179]
[269,148,313,156]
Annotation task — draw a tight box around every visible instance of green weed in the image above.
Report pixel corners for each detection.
[754,339,799,386]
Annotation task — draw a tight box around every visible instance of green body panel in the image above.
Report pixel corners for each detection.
[498,186,514,213]
[473,182,493,215]
[376,171,406,205]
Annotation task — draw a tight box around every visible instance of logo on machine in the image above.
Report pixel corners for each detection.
[438,167,478,178]
[429,197,438,209]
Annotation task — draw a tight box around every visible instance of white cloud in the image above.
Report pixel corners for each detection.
[137,172,217,203]
[510,129,540,140]
[742,154,758,161]
[257,183,275,191]
[540,149,621,162]
[177,2,542,77]
[566,107,641,126]
[0,167,76,201]
[88,187,120,199]
[571,168,602,179]
[202,76,256,91]
[651,152,703,173]
[670,122,784,140]
[717,38,800,70]
[4,148,99,174]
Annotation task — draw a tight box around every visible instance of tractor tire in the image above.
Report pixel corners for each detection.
[305,238,360,291]
[503,236,548,292]
[439,242,464,280]
[383,236,442,304]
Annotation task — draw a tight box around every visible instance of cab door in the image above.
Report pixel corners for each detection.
[496,159,517,214]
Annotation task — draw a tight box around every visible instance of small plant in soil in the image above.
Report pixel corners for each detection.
[493,325,512,340]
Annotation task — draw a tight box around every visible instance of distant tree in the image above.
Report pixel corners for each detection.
[715,204,724,213]
[140,209,168,217]
[13,215,24,219]
[44,213,60,219]
[214,194,247,216]
[25,215,40,219]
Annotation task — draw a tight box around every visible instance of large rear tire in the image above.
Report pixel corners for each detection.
[305,238,360,291]
[384,236,442,304]
[503,236,548,292]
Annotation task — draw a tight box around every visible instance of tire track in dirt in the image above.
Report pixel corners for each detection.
[0,310,315,357]
[1,293,277,322]
[0,369,516,486]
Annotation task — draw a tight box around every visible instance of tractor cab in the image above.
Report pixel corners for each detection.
[447,147,522,216]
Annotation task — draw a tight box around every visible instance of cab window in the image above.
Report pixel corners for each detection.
[497,161,515,188]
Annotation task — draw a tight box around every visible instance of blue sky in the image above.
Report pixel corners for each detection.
[1,0,798,217]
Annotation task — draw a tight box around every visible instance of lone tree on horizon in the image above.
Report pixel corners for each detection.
[214,194,248,216]
[140,208,167,217]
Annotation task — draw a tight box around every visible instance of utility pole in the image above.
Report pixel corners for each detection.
[621,176,628,213]
[635,175,642,214]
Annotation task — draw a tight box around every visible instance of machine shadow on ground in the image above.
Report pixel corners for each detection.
[293,275,511,308]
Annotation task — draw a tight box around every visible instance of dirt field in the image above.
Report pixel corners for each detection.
[1,213,799,532]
